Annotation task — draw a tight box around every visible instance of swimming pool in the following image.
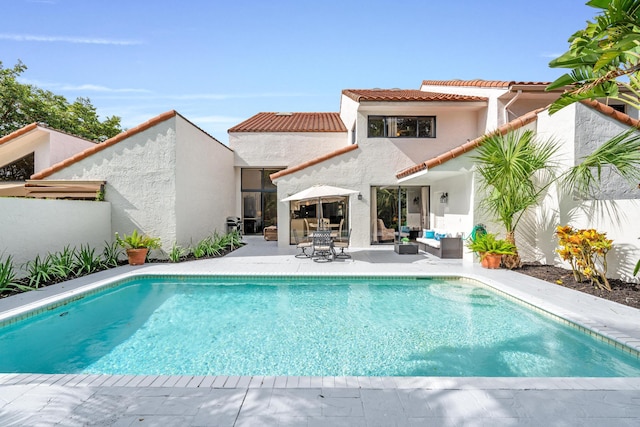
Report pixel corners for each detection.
[1,275,639,377]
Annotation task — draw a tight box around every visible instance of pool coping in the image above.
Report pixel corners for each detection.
[1,248,640,391]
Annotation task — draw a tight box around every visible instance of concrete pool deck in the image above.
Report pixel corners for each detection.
[1,236,639,426]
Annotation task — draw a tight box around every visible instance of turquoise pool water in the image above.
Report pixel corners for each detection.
[1,276,639,377]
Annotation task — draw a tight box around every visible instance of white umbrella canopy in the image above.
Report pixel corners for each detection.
[281,184,358,202]
[282,185,358,230]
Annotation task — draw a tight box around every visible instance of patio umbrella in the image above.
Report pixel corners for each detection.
[281,185,358,229]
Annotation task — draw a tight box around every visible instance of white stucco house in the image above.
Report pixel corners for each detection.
[229,79,640,280]
[0,123,97,196]
[1,78,638,280]
[26,111,235,249]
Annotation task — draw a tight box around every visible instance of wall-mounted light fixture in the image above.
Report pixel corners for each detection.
[357,193,363,200]
[440,192,448,204]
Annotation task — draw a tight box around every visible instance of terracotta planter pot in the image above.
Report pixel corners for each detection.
[481,253,502,269]
[126,248,149,265]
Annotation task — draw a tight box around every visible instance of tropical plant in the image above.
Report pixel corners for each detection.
[563,128,640,196]
[73,244,104,276]
[547,0,640,113]
[0,253,32,293]
[169,243,188,263]
[466,233,517,259]
[49,246,77,281]
[555,225,612,291]
[23,254,54,288]
[102,240,122,268]
[115,229,161,250]
[473,129,559,268]
[218,230,243,251]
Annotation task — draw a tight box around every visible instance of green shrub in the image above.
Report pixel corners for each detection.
[169,243,188,263]
[23,254,54,288]
[115,229,161,250]
[49,246,77,281]
[0,254,33,294]
[73,244,104,276]
[102,240,122,268]
[466,233,516,258]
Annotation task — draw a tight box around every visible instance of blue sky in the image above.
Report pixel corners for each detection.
[2,0,597,144]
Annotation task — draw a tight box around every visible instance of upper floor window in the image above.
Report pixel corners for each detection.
[368,116,435,138]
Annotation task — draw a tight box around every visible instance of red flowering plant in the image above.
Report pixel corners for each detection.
[555,225,612,291]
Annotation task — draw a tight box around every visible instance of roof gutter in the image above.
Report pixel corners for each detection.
[503,90,522,124]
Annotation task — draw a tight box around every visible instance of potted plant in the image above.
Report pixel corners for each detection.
[401,236,410,244]
[115,229,161,265]
[466,233,516,269]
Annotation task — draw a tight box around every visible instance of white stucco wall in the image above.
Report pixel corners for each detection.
[0,198,110,277]
[229,132,347,168]
[48,131,96,166]
[175,116,235,244]
[533,104,640,281]
[47,117,179,252]
[419,84,507,131]
[353,105,482,164]
[0,128,95,173]
[273,133,481,248]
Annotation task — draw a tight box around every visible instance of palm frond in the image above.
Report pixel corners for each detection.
[564,128,640,196]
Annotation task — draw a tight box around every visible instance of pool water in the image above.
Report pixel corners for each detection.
[1,276,639,377]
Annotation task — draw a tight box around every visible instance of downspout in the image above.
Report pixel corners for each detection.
[503,90,522,124]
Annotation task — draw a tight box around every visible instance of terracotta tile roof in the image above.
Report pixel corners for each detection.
[228,112,347,133]
[396,107,547,179]
[342,89,486,103]
[580,99,640,128]
[0,123,39,146]
[1,122,100,146]
[421,79,550,88]
[270,144,359,181]
[31,110,178,179]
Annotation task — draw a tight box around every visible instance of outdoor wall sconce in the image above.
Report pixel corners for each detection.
[358,193,363,200]
[440,192,448,204]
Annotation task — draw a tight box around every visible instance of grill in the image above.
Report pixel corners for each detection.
[226,216,241,234]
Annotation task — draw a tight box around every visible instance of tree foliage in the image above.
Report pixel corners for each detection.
[547,0,640,113]
[0,61,122,141]
[473,130,559,268]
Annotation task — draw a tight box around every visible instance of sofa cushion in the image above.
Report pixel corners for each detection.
[416,237,440,248]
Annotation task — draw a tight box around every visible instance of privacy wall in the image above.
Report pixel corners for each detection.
[0,198,111,276]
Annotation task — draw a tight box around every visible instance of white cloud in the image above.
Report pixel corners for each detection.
[18,78,150,94]
[91,92,312,101]
[0,33,142,45]
[60,84,152,94]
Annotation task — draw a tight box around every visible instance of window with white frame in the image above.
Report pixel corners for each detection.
[367,116,435,138]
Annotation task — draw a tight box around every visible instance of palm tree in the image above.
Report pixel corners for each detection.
[475,128,640,270]
[473,129,559,269]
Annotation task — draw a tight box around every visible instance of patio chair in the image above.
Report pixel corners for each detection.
[377,219,395,242]
[293,229,312,258]
[334,228,351,259]
[311,229,334,262]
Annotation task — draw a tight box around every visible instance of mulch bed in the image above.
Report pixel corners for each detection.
[516,263,640,309]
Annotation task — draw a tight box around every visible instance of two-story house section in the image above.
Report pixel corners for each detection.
[228,80,570,252]
[268,88,489,248]
[228,112,348,235]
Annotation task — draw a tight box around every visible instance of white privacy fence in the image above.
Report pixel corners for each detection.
[0,198,111,276]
